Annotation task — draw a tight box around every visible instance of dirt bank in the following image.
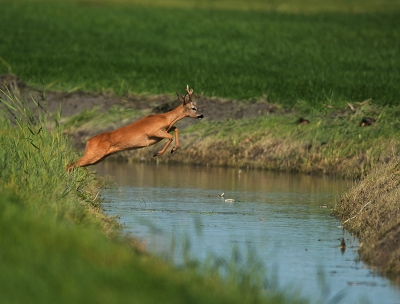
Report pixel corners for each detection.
[333,158,400,283]
[0,74,277,120]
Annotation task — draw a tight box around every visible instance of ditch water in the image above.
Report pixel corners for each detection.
[94,161,400,304]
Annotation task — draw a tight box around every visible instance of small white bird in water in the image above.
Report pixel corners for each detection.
[220,192,235,203]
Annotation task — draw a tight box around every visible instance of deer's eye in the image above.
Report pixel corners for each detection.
[191,107,196,111]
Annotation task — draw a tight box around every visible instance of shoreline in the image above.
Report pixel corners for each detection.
[333,157,400,283]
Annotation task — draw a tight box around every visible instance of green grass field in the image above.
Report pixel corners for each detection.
[1,0,399,107]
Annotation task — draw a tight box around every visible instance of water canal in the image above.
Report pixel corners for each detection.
[93,161,400,304]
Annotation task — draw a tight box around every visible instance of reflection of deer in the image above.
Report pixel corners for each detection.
[67,85,203,171]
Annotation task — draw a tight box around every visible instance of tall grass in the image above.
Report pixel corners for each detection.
[0,0,399,106]
[0,90,98,225]
[0,91,308,303]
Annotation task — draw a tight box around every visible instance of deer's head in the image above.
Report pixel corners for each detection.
[177,85,203,120]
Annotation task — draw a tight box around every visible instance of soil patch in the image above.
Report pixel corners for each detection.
[1,74,282,159]
[0,74,278,121]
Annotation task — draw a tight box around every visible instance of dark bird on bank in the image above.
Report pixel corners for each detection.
[360,117,375,127]
[296,117,310,125]
[340,237,346,254]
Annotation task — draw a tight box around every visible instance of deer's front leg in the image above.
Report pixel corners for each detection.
[170,127,179,154]
[153,127,180,157]
[153,129,174,157]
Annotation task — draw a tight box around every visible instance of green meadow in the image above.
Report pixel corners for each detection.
[1,0,399,107]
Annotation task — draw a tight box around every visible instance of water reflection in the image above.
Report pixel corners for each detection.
[96,161,347,200]
[93,161,400,304]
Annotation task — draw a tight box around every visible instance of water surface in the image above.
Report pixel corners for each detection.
[94,161,400,304]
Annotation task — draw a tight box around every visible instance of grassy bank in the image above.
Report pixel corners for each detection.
[0,92,307,303]
[61,91,400,179]
[179,101,400,178]
[333,157,400,282]
[0,0,399,107]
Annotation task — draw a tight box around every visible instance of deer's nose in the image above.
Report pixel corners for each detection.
[197,114,204,120]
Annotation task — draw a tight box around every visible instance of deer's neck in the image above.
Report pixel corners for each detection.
[165,105,186,127]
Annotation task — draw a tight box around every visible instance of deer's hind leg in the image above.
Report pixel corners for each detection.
[67,136,111,171]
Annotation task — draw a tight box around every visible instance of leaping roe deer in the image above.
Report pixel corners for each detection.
[66,85,203,172]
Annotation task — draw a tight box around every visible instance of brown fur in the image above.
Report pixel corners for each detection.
[67,85,203,171]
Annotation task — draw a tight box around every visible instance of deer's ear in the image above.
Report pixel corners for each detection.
[177,93,185,104]
[184,94,191,105]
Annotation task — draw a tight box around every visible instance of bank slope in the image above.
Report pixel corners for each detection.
[334,158,400,282]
